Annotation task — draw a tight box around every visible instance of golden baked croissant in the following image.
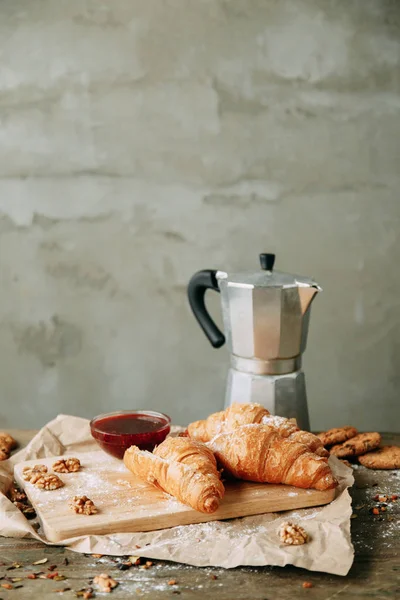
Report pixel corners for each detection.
[188,403,328,457]
[124,437,224,513]
[207,424,337,491]
[153,436,219,476]
[261,414,329,457]
[188,403,266,442]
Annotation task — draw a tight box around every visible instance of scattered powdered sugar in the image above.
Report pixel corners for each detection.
[163,493,187,511]
[116,479,134,488]
[261,415,291,428]
[14,451,148,516]
[285,505,322,521]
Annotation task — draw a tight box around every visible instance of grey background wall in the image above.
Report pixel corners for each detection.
[0,0,399,431]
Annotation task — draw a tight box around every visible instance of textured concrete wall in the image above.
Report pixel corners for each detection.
[0,0,399,431]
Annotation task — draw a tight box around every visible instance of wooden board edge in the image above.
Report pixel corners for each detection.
[19,489,336,542]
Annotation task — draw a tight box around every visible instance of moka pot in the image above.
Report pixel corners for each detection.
[187,253,321,430]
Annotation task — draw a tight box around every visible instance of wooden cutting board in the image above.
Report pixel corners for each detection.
[14,451,336,542]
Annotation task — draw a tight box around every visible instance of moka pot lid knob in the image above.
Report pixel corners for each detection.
[259,253,275,271]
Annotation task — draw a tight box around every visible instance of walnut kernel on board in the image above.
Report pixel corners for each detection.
[69,495,98,515]
[31,473,64,490]
[53,457,81,473]
[279,521,309,545]
[22,464,48,482]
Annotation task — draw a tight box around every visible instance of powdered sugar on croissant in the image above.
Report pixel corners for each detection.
[188,403,328,457]
[260,414,329,457]
[188,402,267,443]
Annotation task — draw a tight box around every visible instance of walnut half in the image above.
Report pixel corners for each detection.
[93,573,118,592]
[31,473,64,490]
[69,495,97,515]
[13,501,36,518]
[53,457,81,473]
[22,465,48,482]
[8,485,27,502]
[279,521,308,545]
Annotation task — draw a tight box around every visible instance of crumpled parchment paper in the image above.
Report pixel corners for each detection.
[0,414,354,575]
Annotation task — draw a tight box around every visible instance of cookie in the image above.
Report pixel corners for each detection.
[0,432,17,460]
[317,426,358,447]
[0,449,9,461]
[358,446,400,470]
[330,432,381,458]
[0,432,17,449]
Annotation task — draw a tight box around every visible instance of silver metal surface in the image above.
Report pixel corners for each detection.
[231,355,301,376]
[216,271,321,362]
[225,368,310,431]
[216,268,320,289]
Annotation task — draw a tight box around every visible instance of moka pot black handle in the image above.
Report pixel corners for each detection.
[187,270,225,348]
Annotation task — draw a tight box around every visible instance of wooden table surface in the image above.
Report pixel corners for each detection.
[1,430,399,600]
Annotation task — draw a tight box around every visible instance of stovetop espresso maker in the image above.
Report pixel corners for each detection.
[188,253,321,430]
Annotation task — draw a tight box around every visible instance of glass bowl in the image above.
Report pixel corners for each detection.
[90,410,171,459]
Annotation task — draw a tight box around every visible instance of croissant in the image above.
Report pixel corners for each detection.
[153,436,219,476]
[207,424,337,491]
[261,414,329,457]
[188,402,266,442]
[188,403,328,457]
[124,437,224,513]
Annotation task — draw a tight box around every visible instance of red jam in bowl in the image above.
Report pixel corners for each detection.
[90,410,171,459]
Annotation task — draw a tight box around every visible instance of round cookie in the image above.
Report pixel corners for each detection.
[0,432,17,461]
[358,446,400,469]
[330,432,381,458]
[317,426,358,447]
[0,432,17,449]
[0,449,9,461]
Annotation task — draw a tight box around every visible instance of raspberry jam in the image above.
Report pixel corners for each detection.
[90,410,171,459]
